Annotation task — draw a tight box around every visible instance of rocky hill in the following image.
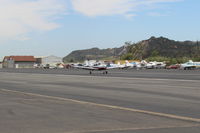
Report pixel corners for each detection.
[127,36,200,60]
[63,46,128,62]
[63,37,200,62]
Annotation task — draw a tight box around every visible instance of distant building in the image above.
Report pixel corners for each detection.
[3,56,36,68]
[0,62,2,68]
[0,57,2,68]
[34,56,45,67]
[35,55,63,68]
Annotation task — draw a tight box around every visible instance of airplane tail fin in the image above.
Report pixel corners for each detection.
[125,60,129,65]
[85,60,89,66]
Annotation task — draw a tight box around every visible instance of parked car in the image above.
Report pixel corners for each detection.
[166,64,180,69]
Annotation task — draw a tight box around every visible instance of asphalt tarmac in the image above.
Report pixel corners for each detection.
[0,69,200,133]
[1,68,200,80]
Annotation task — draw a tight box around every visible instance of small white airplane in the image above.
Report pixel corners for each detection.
[115,60,137,69]
[116,61,129,69]
[139,60,166,69]
[73,60,120,74]
[125,60,135,68]
[146,62,156,69]
[180,60,200,70]
[73,65,109,74]
[148,61,166,69]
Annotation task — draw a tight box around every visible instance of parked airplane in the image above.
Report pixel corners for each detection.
[180,60,200,70]
[151,61,166,69]
[116,60,139,69]
[72,60,120,74]
[116,61,130,69]
[73,65,108,74]
[139,60,166,69]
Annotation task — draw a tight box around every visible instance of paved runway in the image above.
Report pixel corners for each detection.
[0,69,200,133]
[1,68,200,80]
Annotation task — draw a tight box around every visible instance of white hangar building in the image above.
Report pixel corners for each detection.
[35,55,63,67]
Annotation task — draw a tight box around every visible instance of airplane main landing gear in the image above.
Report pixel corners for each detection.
[103,71,108,74]
[89,71,108,74]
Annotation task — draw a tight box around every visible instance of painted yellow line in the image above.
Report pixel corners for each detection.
[1,88,200,123]
[68,124,200,133]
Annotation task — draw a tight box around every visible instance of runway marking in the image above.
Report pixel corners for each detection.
[68,124,200,133]
[1,88,200,123]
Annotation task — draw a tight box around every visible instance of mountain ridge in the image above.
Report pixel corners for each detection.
[63,37,200,63]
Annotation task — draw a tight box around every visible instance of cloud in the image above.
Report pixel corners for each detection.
[71,0,181,17]
[0,0,67,40]
[71,0,136,17]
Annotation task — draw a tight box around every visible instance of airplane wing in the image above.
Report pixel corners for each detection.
[74,66,95,70]
[73,65,107,70]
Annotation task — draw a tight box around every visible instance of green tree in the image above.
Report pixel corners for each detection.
[151,50,159,57]
[121,53,133,60]
[69,59,74,62]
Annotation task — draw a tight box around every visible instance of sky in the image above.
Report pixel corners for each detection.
[0,0,200,58]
